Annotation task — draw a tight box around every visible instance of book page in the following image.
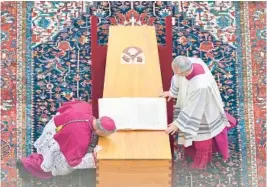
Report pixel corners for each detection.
[98,98,167,130]
[131,98,167,130]
[98,98,131,129]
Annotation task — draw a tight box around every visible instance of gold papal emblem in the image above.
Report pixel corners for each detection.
[121,47,145,64]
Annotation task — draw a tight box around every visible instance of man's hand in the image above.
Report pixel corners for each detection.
[166,123,178,135]
[160,91,173,102]
[93,151,97,158]
[93,145,102,159]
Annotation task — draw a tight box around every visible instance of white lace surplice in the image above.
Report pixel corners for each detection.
[170,58,230,147]
[34,114,96,176]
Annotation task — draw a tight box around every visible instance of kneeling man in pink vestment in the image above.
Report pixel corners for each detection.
[163,56,237,169]
[17,100,116,180]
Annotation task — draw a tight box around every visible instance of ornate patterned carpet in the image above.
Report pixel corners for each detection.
[1,1,266,187]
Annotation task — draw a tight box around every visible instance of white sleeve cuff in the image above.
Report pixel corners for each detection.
[71,153,96,169]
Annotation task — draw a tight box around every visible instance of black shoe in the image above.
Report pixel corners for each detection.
[16,159,32,182]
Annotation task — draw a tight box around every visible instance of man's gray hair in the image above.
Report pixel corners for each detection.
[172,56,192,73]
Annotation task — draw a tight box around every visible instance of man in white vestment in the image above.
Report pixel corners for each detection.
[162,56,237,169]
